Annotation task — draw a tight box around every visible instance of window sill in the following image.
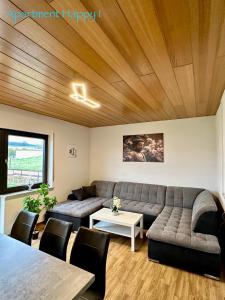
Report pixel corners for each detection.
[1,186,54,200]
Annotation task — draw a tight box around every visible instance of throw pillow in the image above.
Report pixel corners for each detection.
[67,193,77,200]
[82,185,96,198]
[72,188,86,201]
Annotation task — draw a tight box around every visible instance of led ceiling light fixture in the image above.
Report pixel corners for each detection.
[70,83,100,109]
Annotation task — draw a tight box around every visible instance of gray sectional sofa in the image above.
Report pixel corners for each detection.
[46,180,221,278]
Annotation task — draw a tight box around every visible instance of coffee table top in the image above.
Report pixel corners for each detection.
[90,208,143,226]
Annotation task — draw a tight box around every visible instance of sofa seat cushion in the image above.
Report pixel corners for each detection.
[49,197,108,218]
[146,206,220,254]
[103,199,164,216]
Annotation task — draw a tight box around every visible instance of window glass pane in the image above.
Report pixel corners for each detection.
[7,135,45,188]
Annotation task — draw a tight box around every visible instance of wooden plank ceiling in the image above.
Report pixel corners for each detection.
[0,0,224,127]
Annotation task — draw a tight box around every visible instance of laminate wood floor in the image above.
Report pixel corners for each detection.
[32,231,225,300]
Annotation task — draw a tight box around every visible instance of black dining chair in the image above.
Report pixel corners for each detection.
[10,210,39,246]
[39,218,73,261]
[70,227,110,300]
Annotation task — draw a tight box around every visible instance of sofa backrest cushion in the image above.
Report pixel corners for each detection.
[165,186,204,208]
[113,182,166,205]
[91,181,116,198]
[191,190,218,234]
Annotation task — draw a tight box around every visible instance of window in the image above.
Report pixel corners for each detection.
[0,129,48,194]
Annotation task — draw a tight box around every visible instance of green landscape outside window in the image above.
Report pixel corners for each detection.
[7,135,44,188]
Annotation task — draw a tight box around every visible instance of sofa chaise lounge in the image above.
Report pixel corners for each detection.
[45,181,116,230]
[146,186,220,279]
[46,180,221,278]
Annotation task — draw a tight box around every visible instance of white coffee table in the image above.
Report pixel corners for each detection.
[90,208,143,251]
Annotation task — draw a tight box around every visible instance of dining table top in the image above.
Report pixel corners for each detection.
[0,234,95,300]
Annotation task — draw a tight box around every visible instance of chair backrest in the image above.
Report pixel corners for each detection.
[11,210,38,245]
[70,227,110,299]
[39,218,73,261]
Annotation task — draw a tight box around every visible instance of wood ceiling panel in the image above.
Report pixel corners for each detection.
[14,17,155,120]
[174,64,196,117]
[0,88,86,123]
[188,0,225,116]
[0,38,95,88]
[0,0,224,127]
[0,53,143,123]
[0,59,135,122]
[0,0,26,26]
[0,92,94,126]
[0,54,70,95]
[153,0,192,67]
[0,63,71,101]
[0,69,136,126]
[208,56,225,114]
[0,77,58,102]
[111,80,166,121]
[80,0,153,76]
[0,29,146,125]
[0,67,68,101]
[0,19,75,78]
[88,87,145,123]
[140,74,178,119]
[218,14,225,57]
[0,78,102,124]
[50,0,170,119]
[0,86,123,127]
[0,89,78,121]
[0,45,155,122]
[11,0,121,84]
[117,0,186,114]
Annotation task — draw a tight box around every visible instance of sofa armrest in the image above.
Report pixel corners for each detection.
[192,190,218,235]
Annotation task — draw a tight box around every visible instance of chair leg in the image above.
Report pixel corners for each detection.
[203,274,220,281]
[148,258,160,263]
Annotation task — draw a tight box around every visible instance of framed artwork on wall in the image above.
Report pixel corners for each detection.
[67,145,77,158]
[123,133,164,162]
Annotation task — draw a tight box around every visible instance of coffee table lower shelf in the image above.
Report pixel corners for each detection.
[94,221,141,238]
[92,220,143,251]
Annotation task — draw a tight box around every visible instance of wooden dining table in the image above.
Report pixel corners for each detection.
[0,234,95,300]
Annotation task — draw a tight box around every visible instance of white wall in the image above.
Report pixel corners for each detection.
[0,104,90,233]
[216,103,223,195]
[89,116,217,192]
[216,91,225,209]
